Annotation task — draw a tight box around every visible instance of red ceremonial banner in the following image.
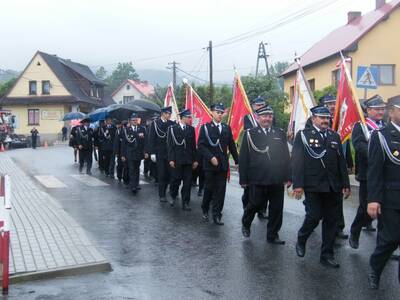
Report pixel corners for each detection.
[185,84,212,142]
[229,74,252,142]
[332,61,363,142]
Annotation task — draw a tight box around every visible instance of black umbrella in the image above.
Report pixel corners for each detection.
[131,99,161,113]
[62,111,86,121]
[107,103,145,120]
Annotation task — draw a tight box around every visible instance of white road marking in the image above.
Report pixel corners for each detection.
[70,175,109,187]
[34,175,67,188]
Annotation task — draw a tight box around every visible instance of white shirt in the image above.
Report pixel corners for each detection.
[391,121,400,133]
[260,126,270,135]
[179,122,186,131]
[131,125,137,131]
[313,125,327,138]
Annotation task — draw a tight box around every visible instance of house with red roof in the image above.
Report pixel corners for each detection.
[111,79,155,104]
[281,0,400,103]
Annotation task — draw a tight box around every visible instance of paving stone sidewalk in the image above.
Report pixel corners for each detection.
[0,154,111,283]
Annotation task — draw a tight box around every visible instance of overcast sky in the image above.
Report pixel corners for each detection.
[1,0,376,82]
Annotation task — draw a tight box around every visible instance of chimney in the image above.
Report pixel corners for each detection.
[348,11,361,23]
[376,0,386,9]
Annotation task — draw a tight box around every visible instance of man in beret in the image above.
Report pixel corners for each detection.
[367,96,400,289]
[198,102,239,225]
[167,109,198,210]
[349,95,386,249]
[292,105,350,268]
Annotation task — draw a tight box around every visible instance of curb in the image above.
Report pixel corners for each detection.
[8,261,112,284]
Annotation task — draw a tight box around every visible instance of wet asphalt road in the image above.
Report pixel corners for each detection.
[3,145,399,300]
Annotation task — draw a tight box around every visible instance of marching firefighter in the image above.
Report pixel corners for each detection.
[167,108,198,210]
[198,102,239,225]
[99,117,116,177]
[76,117,95,175]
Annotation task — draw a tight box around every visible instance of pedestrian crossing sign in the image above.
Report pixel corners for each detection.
[356,66,378,89]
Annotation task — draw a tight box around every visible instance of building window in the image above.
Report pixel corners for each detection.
[126,85,130,90]
[122,96,135,104]
[28,109,40,125]
[42,80,50,95]
[371,64,395,85]
[29,81,37,95]
[332,69,341,87]
[308,79,315,92]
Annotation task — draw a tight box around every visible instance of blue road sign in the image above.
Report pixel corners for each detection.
[356,66,378,89]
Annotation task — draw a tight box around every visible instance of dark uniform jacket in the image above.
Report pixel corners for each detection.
[239,126,291,186]
[99,124,116,152]
[352,120,385,182]
[306,116,354,169]
[113,127,123,155]
[198,121,239,172]
[167,124,197,165]
[149,118,175,160]
[121,125,146,161]
[76,125,94,150]
[368,123,400,209]
[292,126,350,193]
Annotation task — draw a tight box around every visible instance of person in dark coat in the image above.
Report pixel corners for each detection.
[121,113,146,194]
[62,126,68,141]
[99,117,116,177]
[109,120,123,181]
[94,120,105,173]
[121,120,130,185]
[148,106,175,202]
[198,102,239,225]
[242,96,269,220]
[30,127,39,149]
[305,93,351,240]
[69,126,79,163]
[76,118,95,175]
[167,109,198,210]
[349,95,386,249]
[240,105,291,244]
[367,97,400,289]
[292,105,350,268]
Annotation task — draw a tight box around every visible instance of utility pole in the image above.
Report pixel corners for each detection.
[255,42,270,77]
[207,40,214,104]
[167,61,180,90]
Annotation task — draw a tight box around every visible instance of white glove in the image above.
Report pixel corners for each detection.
[151,154,156,163]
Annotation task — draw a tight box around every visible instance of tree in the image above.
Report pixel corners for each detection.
[0,78,17,97]
[104,62,139,94]
[241,75,289,130]
[313,85,337,104]
[95,66,107,80]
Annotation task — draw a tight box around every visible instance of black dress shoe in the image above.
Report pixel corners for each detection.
[320,257,340,268]
[202,213,209,221]
[336,230,349,240]
[169,197,175,207]
[296,241,306,257]
[197,190,203,197]
[213,217,224,226]
[160,197,167,203]
[390,254,400,261]
[368,271,380,290]
[363,224,376,232]
[257,212,268,220]
[131,188,138,194]
[86,171,92,175]
[242,226,250,237]
[349,233,359,249]
[267,237,286,245]
[182,203,192,211]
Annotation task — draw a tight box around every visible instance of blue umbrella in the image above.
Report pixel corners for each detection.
[87,107,108,122]
[62,111,86,121]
